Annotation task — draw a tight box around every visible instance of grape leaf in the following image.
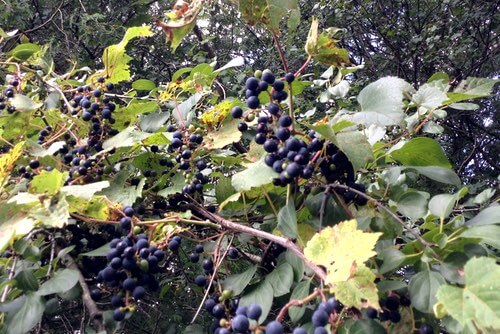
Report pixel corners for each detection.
[409,270,446,313]
[305,17,350,66]
[37,269,79,296]
[390,137,452,168]
[0,141,24,190]
[231,158,278,192]
[5,293,45,334]
[288,280,311,322]
[29,169,67,196]
[331,264,380,309]
[205,118,242,149]
[354,77,412,126]
[435,257,500,332]
[89,26,153,84]
[277,200,297,239]
[304,219,382,283]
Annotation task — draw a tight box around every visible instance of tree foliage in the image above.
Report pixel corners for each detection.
[0,1,498,334]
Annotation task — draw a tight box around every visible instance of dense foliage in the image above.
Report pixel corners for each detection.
[0,1,498,334]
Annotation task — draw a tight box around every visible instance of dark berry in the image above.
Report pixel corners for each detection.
[385,295,400,311]
[263,139,278,153]
[419,324,434,334]
[90,289,102,301]
[247,304,262,320]
[231,314,249,332]
[245,77,259,91]
[246,96,260,109]
[123,278,137,291]
[278,115,293,127]
[285,73,295,83]
[195,244,204,253]
[293,328,307,334]
[120,217,132,230]
[112,308,126,321]
[231,106,243,118]
[123,206,135,217]
[389,311,401,323]
[312,309,329,327]
[266,321,284,334]
[267,103,280,115]
[168,239,180,251]
[202,259,214,271]
[195,275,207,287]
[227,248,239,259]
[238,122,248,132]
[262,71,275,84]
[366,307,378,319]
[212,304,225,318]
[314,328,328,334]
[190,252,200,263]
[273,80,285,91]
[29,160,40,169]
[132,286,146,300]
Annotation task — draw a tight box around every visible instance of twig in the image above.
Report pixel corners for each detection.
[58,248,104,332]
[0,256,18,302]
[272,33,289,74]
[329,184,441,259]
[276,288,320,322]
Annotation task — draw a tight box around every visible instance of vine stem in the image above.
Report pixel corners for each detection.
[294,55,312,77]
[276,288,320,322]
[187,202,328,282]
[0,256,18,302]
[272,33,289,74]
[329,184,441,260]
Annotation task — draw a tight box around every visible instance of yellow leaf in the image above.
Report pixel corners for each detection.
[0,141,24,190]
[304,219,382,283]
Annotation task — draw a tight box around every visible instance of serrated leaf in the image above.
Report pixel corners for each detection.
[29,169,67,195]
[391,137,451,168]
[331,264,379,309]
[61,181,110,200]
[277,201,298,239]
[205,118,242,149]
[112,101,159,130]
[5,293,45,334]
[231,158,278,192]
[0,141,24,190]
[435,257,500,331]
[412,83,448,110]
[288,280,311,322]
[409,270,446,313]
[10,94,43,112]
[37,269,79,296]
[239,280,274,323]
[90,26,153,84]
[453,77,499,96]
[354,77,412,126]
[304,219,382,284]
[265,263,294,297]
[221,266,257,296]
[336,130,373,170]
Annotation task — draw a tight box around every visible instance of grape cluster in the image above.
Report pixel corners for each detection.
[90,206,168,322]
[231,70,368,205]
[164,125,209,195]
[365,294,411,325]
[0,79,20,114]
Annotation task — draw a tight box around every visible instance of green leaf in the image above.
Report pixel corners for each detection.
[158,173,185,198]
[408,270,446,313]
[265,263,294,297]
[231,158,278,192]
[140,111,171,132]
[30,194,70,228]
[8,43,41,60]
[332,264,379,309]
[402,166,461,187]
[347,319,386,334]
[305,17,350,66]
[460,225,500,249]
[221,266,257,296]
[112,101,159,130]
[99,169,144,206]
[172,93,204,126]
[354,77,412,126]
[412,83,448,110]
[453,77,499,96]
[213,56,245,73]
[435,257,500,332]
[10,94,43,112]
[428,194,456,218]
[5,293,45,334]
[37,269,79,296]
[0,203,37,253]
[239,280,274,323]
[132,79,156,91]
[15,269,39,292]
[81,243,111,257]
[205,118,242,149]
[102,127,151,150]
[277,201,298,239]
[182,324,205,334]
[288,280,311,322]
[61,181,110,200]
[379,248,407,274]
[0,296,26,313]
[29,169,67,195]
[304,219,382,284]
[397,191,429,220]
[90,26,153,84]
[284,250,304,282]
[466,206,500,226]
[391,138,451,168]
[376,280,407,292]
[336,130,373,170]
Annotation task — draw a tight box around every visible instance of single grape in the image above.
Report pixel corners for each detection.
[123,206,135,217]
[123,278,137,291]
[190,252,200,263]
[389,311,401,323]
[247,303,262,320]
[205,298,217,312]
[273,80,285,92]
[314,327,328,334]
[195,275,207,287]
[246,96,260,109]
[132,286,146,300]
[385,295,400,311]
[112,308,126,321]
[312,309,329,327]
[231,314,250,332]
[90,289,102,301]
[168,239,180,251]
[278,115,292,127]
[202,258,214,271]
[267,103,280,115]
[212,304,225,318]
[285,73,295,83]
[419,324,434,334]
[195,244,204,253]
[262,70,276,84]
[366,307,378,319]
[266,321,284,334]
[293,328,307,334]
[238,122,248,132]
[246,77,259,91]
